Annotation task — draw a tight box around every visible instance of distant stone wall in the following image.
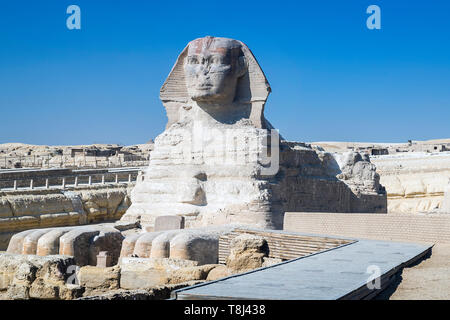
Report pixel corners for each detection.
[284,212,450,244]
[371,153,450,213]
[0,185,133,250]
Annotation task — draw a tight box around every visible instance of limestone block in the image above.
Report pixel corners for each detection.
[119,257,198,290]
[96,251,112,268]
[7,193,74,217]
[119,260,167,290]
[154,215,185,231]
[164,264,218,284]
[29,279,60,300]
[58,284,85,300]
[262,257,283,267]
[119,256,198,269]
[226,234,269,273]
[0,252,78,300]
[78,265,120,295]
[206,265,231,281]
[0,198,12,218]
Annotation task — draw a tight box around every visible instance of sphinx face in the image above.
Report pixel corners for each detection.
[184,37,246,105]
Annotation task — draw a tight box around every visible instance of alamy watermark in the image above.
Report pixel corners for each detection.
[66,5,81,30]
[366,5,381,30]
[366,264,382,290]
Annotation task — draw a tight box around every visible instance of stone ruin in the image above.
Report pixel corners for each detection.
[122,36,387,231]
[3,37,387,297]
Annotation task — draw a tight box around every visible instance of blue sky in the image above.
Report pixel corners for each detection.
[0,0,449,145]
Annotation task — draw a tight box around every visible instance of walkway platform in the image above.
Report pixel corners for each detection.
[172,236,432,300]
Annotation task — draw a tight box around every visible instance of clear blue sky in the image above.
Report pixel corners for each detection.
[1,0,449,145]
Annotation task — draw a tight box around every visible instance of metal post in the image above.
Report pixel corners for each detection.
[128,174,131,183]
[74,176,78,187]
[30,179,34,190]
[45,179,49,189]
[101,175,105,184]
[88,176,92,186]
[13,180,17,190]
[115,174,118,184]
[62,177,66,189]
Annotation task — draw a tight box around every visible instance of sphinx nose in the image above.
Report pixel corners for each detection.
[200,66,210,76]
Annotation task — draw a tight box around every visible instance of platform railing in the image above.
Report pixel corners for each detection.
[0,154,150,170]
[0,171,142,191]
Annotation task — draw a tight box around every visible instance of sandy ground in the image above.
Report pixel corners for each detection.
[377,244,450,300]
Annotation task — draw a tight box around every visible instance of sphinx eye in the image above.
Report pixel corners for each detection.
[188,57,199,64]
[211,56,221,64]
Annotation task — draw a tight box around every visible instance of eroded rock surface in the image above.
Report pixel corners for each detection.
[0,185,132,250]
[0,252,83,300]
[226,233,269,273]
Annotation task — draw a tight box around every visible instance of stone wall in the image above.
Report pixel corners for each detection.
[0,185,133,250]
[0,143,152,169]
[371,153,450,213]
[284,212,450,244]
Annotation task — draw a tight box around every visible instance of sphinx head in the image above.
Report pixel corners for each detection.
[160,36,271,128]
[184,37,247,105]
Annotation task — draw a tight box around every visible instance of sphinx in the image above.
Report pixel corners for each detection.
[6,36,387,265]
[121,36,387,231]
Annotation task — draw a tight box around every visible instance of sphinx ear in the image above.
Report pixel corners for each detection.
[236,55,247,78]
[159,44,189,129]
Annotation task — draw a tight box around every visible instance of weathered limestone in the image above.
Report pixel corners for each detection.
[0,142,152,170]
[164,264,218,284]
[121,36,386,231]
[0,252,83,300]
[371,153,450,213]
[154,215,185,231]
[0,185,132,250]
[77,265,120,296]
[119,225,236,264]
[225,233,269,273]
[96,251,112,267]
[36,229,70,256]
[119,257,199,290]
[7,224,128,266]
[206,265,230,281]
